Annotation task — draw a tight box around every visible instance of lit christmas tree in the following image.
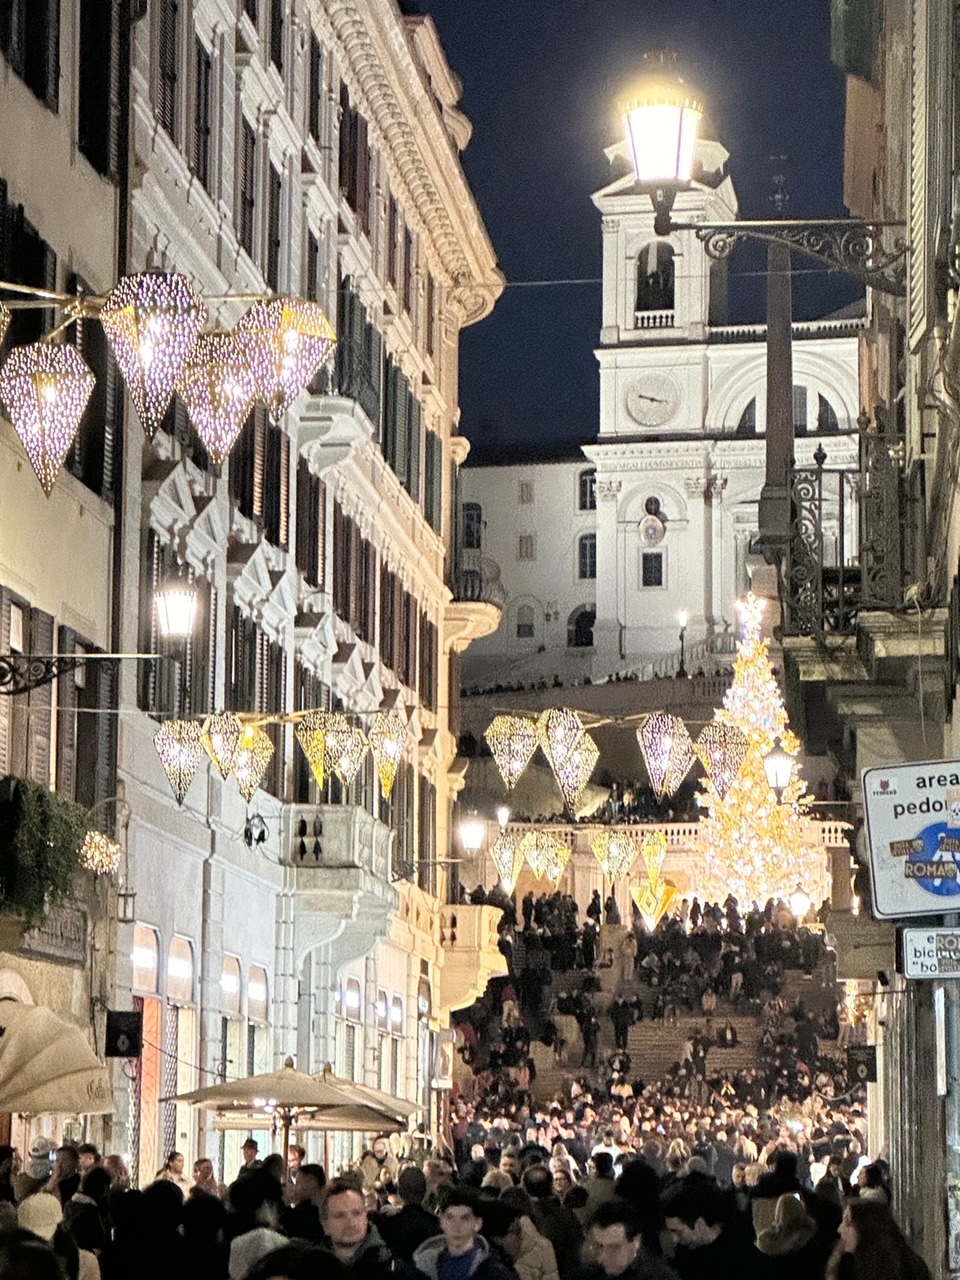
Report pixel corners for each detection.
[696,593,819,906]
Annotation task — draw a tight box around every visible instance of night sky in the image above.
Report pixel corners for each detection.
[418,0,860,462]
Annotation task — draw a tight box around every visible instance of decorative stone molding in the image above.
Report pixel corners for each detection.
[596,480,622,502]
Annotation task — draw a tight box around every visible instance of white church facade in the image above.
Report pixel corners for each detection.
[461,135,862,690]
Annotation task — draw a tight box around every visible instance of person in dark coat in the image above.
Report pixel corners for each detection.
[587,892,602,925]
[413,1186,515,1280]
[375,1169,439,1264]
[568,1200,677,1280]
[319,1178,410,1280]
[754,1193,832,1280]
[522,1165,584,1279]
[662,1180,761,1280]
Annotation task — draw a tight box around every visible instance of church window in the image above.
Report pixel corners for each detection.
[578,533,597,580]
[568,606,596,648]
[641,551,664,588]
[579,469,596,510]
[519,480,534,504]
[736,398,757,436]
[817,394,840,432]
[517,534,536,561]
[644,496,662,517]
[636,243,675,314]
[516,605,535,639]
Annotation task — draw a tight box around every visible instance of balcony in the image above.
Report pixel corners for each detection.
[635,309,675,330]
[438,904,508,1017]
[282,804,397,965]
[445,547,503,652]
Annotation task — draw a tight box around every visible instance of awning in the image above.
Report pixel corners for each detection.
[0,1002,113,1115]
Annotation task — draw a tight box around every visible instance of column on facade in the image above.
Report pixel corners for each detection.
[592,479,622,673]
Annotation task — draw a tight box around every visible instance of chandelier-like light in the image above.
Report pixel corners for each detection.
[554,731,599,813]
[695,722,748,800]
[99,271,207,438]
[0,300,10,347]
[484,714,539,791]
[323,713,369,786]
[235,296,336,422]
[154,718,206,805]
[592,830,641,881]
[201,712,244,779]
[538,708,585,767]
[630,875,678,932]
[0,342,96,495]
[640,830,669,884]
[490,832,524,894]
[176,330,258,465]
[542,839,572,887]
[294,710,328,790]
[519,831,569,881]
[232,724,275,802]
[81,829,123,875]
[638,712,695,800]
[367,712,407,798]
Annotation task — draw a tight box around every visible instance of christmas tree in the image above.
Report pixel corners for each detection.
[696,593,819,905]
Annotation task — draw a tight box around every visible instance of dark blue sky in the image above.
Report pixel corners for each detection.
[419,0,858,460]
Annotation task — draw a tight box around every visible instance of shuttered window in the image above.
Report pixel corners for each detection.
[308,33,322,142]
[56,626,116,811]
[262,421,290,549]
[269,0,283,73]
[424,431,443,533]
[192,38,213,192]
[229,404,267,522]
[238,118,256,258]
[66,273,119,500]
[0,592,54,784]
[78,0,120,177]
[338,85,371,234]
[0,0,60,111]
[387,197,399,287]
[426,272,437,359]
[156,0,179,141]
[417,776,437,895]
[335,276,382,425]
[419,615,438,712]
[0,186,57,349]
[402,227,414,315]
[266,162,282,290]
[379,566,395,669]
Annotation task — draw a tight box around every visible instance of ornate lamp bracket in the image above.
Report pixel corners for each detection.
[0,653,126,696]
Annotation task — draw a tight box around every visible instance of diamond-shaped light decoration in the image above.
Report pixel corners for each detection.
[323,713,369,786]
[294,710,329,791]
[638,712,695,801]
[232,724,275,802]
[490,832,524,894]
[629,876,678,932]
[484,714,539,791]
[695,721,749,800]
[368,712,407,798]
[538,708,585,767]
[640,830,669,886]
[201,712,243,779]
[177,330,258,465]
[0,300,10,349]
[592,830,641,881]
[235,296,336,422]
[542,839,572,888]
[99,271,207,438]
[518,831,567,881]
[0,343,96,495]
[81,830,123,876]
[154,718,205,805]
[553,730,599,813]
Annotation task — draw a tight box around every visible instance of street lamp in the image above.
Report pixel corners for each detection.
[789,884,812,921]
[496,805,511,831]
[458,812,486,854]
[677,610,688,679]
[763,739,794,801]
[155,569,200,640]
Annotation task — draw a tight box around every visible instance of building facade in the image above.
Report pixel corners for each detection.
[0,0,502,1179]
[461,133,860,691]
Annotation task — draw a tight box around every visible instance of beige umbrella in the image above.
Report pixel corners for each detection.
[0,1002,113,1114]
[173,1057,414,1172]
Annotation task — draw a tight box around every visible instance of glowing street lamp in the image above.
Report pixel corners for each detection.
[763,739,794,801]
[155,570,199,640]
[619,50,703,235]
[789,884,812,921]
[496,805,511,831]
[459,812,486,854]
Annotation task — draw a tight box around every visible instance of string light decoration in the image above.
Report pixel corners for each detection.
[592,830,641,881]
[629,830,677,931]
[484,714,539,791]
[235,296,336,421]
[99,271,207,438]
[696,592,818,905]
[323,713,369,786]
[201,712,244,779]
[538,708,584,767]
[640,830,669,884]
[541,839,572,888]
[232,724,276,802]
[637,712,695,800]
[367,712,407,798]
[0,300,10,348]
[0,343,96,495]
[490,832,524,894]
[695,723,748,800]
[80,830,123,876]
[538,709,599,812]
[519,831,569,881]
[294,710,329,790]
[176,330,258,465]
[154,719,205,805]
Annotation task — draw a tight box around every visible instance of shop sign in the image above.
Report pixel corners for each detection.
[20,903,87,966]
[902,927,960,978]
[847,1044,877,1083]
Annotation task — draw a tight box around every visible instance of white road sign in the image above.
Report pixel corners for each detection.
[862,760,960,918]
[902,928,960,979]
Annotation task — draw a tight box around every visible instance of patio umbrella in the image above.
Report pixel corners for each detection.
[173,1057,414,1170]
[0,1002,113,1115]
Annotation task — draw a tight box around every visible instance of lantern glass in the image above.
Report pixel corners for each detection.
[620,53,703,185]
[459,814,486,853]
[763,740,795,797]
[155,573,199,640]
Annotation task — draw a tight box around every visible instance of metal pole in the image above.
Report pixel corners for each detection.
[757,240,794,558]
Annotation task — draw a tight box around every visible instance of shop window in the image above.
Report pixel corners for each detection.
[167,936,195,1006]
[132,924,160,994]
[221,955,241,1017]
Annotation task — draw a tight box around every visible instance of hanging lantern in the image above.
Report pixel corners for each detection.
[367,712,407,798]
[592,830,640,881]
[639,830,669,885]
[294,710,329,790]
[553,730,599,813]
[538,708,585,766]
[0,300,10,348]
[232,724,275,802]
[490,832,524,894]
[542,839,572,888]
[0,342,96,495]
[695,722,749,799]
[323,712,368,786]
[637,712,695,800]
[201,712,243,779]
[235,296,336,422]
[81,830,123,876]
[484,714,539,791]
[519,831,568,881]
[176,330,258,465]
[154,718,206,805]
[99,271,207,438]
[629,875,679,932]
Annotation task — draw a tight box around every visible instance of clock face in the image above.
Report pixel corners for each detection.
[625,372,682,427]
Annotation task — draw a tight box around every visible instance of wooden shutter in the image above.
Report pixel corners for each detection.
[55,625,77,798]
[156,0,178,141]
[239,118,256,257]
[407,396,422,502]
[348,518,361,630]
[93,656,117,811]
[338,82,351,194]
[395,370,410,485]
[317,478,326,591]
[308,34,321,141]
[356,113,370,232]
[192,39,212,190]
[78,0,120,177]
[266,163,282,290]
[0,590,11,774]
[27,608,54,786]
[269,0,283,73]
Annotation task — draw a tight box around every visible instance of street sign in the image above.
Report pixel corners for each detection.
[862,760,960,918]
[902,928,960,978]
[847,1045,877,1083]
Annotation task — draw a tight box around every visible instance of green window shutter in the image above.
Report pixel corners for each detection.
[830,0,880,84]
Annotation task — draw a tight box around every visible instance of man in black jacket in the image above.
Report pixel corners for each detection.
[569,1201,676,1280]
[522,1164,583,1278]
[375,1169,440,1265]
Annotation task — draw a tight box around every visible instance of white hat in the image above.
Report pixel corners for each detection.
[18,1192,63,1241]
